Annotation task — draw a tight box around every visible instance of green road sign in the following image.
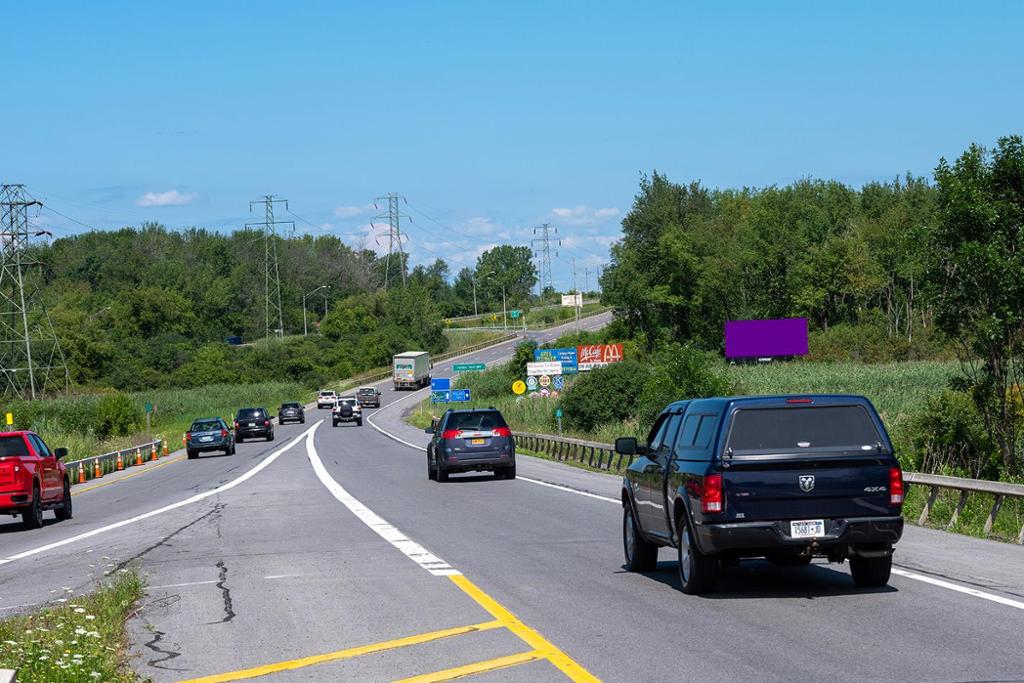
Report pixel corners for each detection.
[510,309,522,319]
[144,402,154,414]
[453,363,486,372]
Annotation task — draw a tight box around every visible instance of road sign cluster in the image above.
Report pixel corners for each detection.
[431,377,471,404]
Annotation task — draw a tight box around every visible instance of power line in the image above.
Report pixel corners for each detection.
[531,223,559,295]
[373,193,408,290]
[246,196,293,339]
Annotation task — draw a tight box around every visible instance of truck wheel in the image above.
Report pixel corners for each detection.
[300,417,305,424]
[332,420,339,427]
[437,465,449,483]
[356,419,363,427]
[22,484,43,530]
[849,554,892,588]
[187,449,198,460]
[427,452,437,481]
[55,479,73,521]
[623,504,657,572]
[236,436,244,444]
[677,517,718,594]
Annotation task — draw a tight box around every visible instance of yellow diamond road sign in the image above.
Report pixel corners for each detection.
[512,380,527,395]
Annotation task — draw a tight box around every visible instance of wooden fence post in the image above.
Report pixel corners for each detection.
[946,490,969,530]
[983,495,1004,536]
[918,486,939,526]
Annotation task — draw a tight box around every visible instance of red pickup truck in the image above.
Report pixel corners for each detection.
[0,431,73,529]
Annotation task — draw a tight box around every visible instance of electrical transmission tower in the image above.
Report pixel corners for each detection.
[0,185,70,399]
[372,193,408,290]
[532,223,559,295]
[247,195,293,339]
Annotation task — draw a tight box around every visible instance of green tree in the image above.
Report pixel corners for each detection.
[925,135,1024,475]
[475,245,537,307]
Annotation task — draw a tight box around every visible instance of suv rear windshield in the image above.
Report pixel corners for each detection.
[236,409,266,419]
[281,402,301,409]
[726,405,882,453]
[0,435,30,458]
[319,391,335,397]
[191,420,222,432]
[447,411,508,431]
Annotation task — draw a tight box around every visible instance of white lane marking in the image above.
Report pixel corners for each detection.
[304,426,460,577]
[517,476,618,504]
[891,568,1024,611]
[263,574,308,580]
[0,424,319,566]
[147,580,218,590]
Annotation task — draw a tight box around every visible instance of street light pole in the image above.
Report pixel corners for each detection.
[502,284,507,331]
[302,284,328,336]
[472,277,478,317]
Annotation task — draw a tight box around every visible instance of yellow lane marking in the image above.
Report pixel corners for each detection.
[177,620,505,683]
[72,455,187,495]
[449,574,600,683]
[394,650,543,682]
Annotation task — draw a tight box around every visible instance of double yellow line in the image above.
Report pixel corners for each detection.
[180,574,598,683]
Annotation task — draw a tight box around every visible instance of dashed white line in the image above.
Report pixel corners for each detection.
[304,426,460,577]
[0,424,319,566]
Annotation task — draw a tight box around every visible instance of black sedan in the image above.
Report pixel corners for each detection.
[279,402,305,424]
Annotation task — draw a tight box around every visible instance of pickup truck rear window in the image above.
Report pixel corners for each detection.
[726,406,882,453]
[0,435,30,458]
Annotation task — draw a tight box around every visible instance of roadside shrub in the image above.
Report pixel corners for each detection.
[810,321,954,363]
[561,360,652,432]
[457,362,518,400]
[908,389,999,478]
[636,344,731,430]
[510,341,538,377]
[96,391,143,438]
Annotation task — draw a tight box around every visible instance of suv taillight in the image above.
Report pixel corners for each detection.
[701,474,723,513]
[185,432,192,441]
[221,429,228,438]
[234,421,240,429]
[492,427,512,437]
[264,420,270,426]
[441,429,462,439]
[889,466,904,506]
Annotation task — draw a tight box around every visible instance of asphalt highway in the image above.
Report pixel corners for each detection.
[2,310,1023,682]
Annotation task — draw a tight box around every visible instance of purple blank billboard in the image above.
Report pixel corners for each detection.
[724,318,809,359]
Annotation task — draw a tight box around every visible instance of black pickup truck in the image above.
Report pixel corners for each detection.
[618,395,904,594]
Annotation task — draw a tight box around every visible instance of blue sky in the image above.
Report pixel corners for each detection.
[2,1,1022,289]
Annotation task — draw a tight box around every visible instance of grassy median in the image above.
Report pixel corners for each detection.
[0,569,144,682]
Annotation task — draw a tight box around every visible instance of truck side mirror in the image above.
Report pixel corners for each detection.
[615,437,638,455]
[54,447,68,460]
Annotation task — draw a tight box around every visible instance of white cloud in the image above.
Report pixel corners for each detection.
[333,204,373,218]
[550,205,620,226]
[135,190,197,207]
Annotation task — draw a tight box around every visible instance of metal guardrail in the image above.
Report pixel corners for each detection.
[514,431,1024,545]
[65,439,166,483]
[443,300,601,324]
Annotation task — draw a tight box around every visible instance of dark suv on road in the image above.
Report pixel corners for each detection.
[234,408,275,442]
[424,408,515,481]
[186,418,235,459]
[618,395,904,594]
[279,402,305,424]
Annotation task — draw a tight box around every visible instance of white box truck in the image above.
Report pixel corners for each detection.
[393,351,431,390]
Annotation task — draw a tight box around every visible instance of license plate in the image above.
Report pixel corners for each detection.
[470,438,485,445]
[248,422,256,427]
[200,436,213,442]
[790,519,825,539]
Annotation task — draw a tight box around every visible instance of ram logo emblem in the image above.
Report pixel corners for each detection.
[799,475,815,492]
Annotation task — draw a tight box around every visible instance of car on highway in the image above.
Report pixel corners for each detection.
[424,408,515,481]
[618,395,904,594]
[279,402,306,424]
[234,407,275,442]
[185,418,236,459]
[0,431,73,529]
[332,396,363,427]
[317,390,337,409]
[357,386,381,409]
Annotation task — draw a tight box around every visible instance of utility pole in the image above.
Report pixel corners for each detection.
[373,193,408,290]
[572,257,580,335]
[247,195,293,340]
[0,185,70,399]
[531,223,559,298]
[584,267,590,295]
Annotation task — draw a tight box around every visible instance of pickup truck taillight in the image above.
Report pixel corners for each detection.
[701,474,724,513]
[889,466,904,506]
[492,427,512,437]
[441,429,462,439]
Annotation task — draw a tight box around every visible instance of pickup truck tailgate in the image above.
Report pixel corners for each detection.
[724,458,893,521]
[0,457,17,487]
